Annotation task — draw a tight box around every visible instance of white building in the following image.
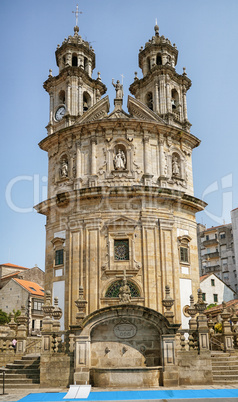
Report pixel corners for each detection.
[200,273,235,306]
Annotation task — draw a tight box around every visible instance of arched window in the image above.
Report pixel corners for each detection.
[146,92,153,110]
[72,54,78,67]
[171,89,179,110]
[105,280,140,298]
[156,54,162,65]
[84,57,88,71]
[83,92,91,112]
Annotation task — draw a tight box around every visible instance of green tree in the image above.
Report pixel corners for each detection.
[0,309,10,325]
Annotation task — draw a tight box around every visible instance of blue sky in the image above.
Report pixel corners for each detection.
[1,0,238,270]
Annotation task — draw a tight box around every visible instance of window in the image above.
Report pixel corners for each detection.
[206,235,209,241]
[220,232,226,239]
[55,249,64,265]
[202,293,206,301]
[213,294,218,303]
[72,54,77,66]
[30,286,36,292]
[33,301,43,311]
[211,279,215,286]
[114,239,129,261]
[180,247,189,263]
[105,280,140,298]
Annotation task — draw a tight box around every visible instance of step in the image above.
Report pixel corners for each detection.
[0,383,40,389]
[0,378,40,384]
[1,371,40,379]
[4,369,39,375]
[213,370,238,375]
[6,362,39,370]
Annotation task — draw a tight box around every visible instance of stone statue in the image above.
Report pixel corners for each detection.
[61,159,68,178]
[119,279,131,304]
[172,156,180,176]
[114,149,126,170]
[112,79,123,99]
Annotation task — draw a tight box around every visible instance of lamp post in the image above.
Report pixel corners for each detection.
[0,367,7,395]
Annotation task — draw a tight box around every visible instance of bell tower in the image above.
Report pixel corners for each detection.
[129,23,191,132]
[43,22,107,135]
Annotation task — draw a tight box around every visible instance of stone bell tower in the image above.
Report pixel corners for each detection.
[129,23,191,132]
[36,17,206,342]
[43,25,107,135]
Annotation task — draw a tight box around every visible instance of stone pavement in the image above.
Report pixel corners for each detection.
[0,386,238,402]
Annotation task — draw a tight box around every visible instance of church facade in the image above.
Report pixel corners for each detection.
[36,20,206,386]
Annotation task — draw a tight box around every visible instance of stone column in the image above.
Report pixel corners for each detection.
[66,80,71,115]
[159,77,166,115]
[221,302,234,351]
[76,142,81,179]
[166,83,171,113]
[143,134,153,185]
[71,77,78,116]
[91,137,97,176]
[88,60,92,77]
[158,134,164,178]
[78,78,83,116]
[154,82,159,113]
[195,289,209,351]
[182,86,188,120]
[49,92,54,124]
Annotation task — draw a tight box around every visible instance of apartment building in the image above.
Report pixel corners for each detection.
[197,223,237,292]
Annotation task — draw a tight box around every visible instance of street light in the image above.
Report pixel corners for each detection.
[0,367,7,395]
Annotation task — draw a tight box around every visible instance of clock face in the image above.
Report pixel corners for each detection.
[55,106,66,121]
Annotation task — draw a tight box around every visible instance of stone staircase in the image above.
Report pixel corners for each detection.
[211,351,238,384]
[0,355,40,389]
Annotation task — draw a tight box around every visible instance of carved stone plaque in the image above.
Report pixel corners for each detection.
[113,320,137,339]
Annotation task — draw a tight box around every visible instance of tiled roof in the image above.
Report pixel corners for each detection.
[1,263,29,270]
[200,274,210,281]
[1,271,22,280]
[205,299,238,315]
[13,278,44,297]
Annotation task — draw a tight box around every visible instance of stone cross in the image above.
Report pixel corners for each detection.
[72,4,82,27]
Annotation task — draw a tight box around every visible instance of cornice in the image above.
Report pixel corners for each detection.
[43,67,107,94]
[34,185,206,216]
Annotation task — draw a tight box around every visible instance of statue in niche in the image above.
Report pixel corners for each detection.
[112,79,123,99]
[60,159,68,178]
[114,149,126,170]
[172,155,180,176]
[119,278,131,304]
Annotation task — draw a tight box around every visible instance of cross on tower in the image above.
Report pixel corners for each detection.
[72,4,82,27]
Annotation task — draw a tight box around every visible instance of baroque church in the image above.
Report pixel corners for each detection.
[35,17,206,386]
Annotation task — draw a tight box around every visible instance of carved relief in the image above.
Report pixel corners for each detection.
[114,320,137,339]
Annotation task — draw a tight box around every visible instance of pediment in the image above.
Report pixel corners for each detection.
[107,105,131,120]
[76,96,110,124]
[105,216,138,228]
[127,95,167,124]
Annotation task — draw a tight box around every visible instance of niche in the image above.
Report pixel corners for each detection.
[83,92,91,112]
[171,153,181,177]
[146,92,153,111]
[171,89,179,110]
[113,144,127,171]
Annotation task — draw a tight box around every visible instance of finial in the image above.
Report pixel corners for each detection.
[154,19,159,36]
[72,4,82,29]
